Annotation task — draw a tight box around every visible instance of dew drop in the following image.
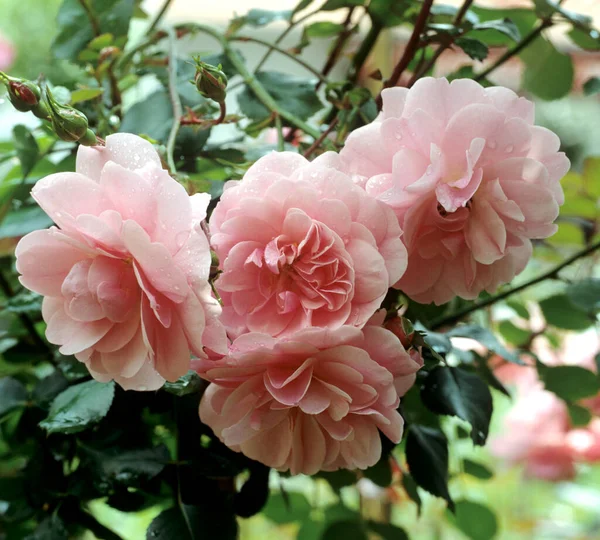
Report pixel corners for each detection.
[505,144,514,153]
[425,165,433,175]
[487,140,497,150]
[137,385,147,391]
[394,132,402,141]
[0,98,5,105]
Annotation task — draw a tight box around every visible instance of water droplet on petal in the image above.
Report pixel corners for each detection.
[137,385,147,391]
[425,165,433,175]
[394,132,402,141]
[487,140,497,149]
[505,144,514,153]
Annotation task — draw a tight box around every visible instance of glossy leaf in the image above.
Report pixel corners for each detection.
[12,125,39,177]
[538,364,600,402]
[39,380,115,434]
[566,278,600,313]
[405,425,454,510]
[539,294,594,330]
[421,366,493,445]
[446,324,523,364]
[0,377,28,418]
[452,500,498,540]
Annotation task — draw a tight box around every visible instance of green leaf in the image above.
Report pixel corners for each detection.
[583,77,600,96]
[520,37,574,100]
[293,0,315,15]
[506,300,529,319]
[321,0,366,10]
[401,474,422,513]
[363,455,392,487]
[497,320,530,347]
[405,425,454,510]
[163,371,205,396]
[88,445,170,486]
[146,503,238,540]
[238,71,324,121]
[88,32,114,51]
[568,28,600,51]
[473,18,521,42]
[566,278,600,313]
[452,500,498,540]
[367,0,414,28]
[52,0,135,61]
[24,516,68,540]
[4,289,42,315]
[70,87,104,104]
[538,364,600,402]
[463,459,493,480]
[455,37,489,61]
[421,366,493,445]
[567,403,592,427]
[304,21,345,38]
[120,90,173,142]
[446,324,523,364]
[322,521,368,540]
[39,380,115,434]
[539,294,593,330]
[0,205,53,240]
[367,521,408,540]
[12,125,39,177]
[245,9,293,27]
[0,377,28,417]
[470,7,537,46]
[263,492,311,524]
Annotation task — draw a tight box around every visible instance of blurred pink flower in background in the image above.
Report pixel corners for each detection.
[338,78,569,304]
[0,33,15,71]
[15,134,226,390]
[490,325,600,481]
[195,323,420,474]
[209,151,407,339]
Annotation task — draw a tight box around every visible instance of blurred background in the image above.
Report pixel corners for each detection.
[0,1,599,539]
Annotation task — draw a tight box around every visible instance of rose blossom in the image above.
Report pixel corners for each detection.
[339,77,569,304]
[15,133,226,390]
[209,151,407,338]
[195,324,420,474]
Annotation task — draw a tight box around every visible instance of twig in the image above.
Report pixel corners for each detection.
[147,0,174,35]
[377,0,435,107]
[303,117,339,158]
[475,19,553,82]
[431,239,600,329]
[166,28,182,174]
[77,0,101,36]
[316,7,356,90]
[408,0,474,86]
[231,36,329,85]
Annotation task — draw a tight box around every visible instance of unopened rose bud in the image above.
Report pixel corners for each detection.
[193,60,227,104]
[384,316,414,348]
[45,87,89,142]
[6,78,41,112]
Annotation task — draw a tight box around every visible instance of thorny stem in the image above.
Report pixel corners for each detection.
[77,0,101,36]
[316,7,356,90]
[147,0,174,35]
[303,117,339,158]
[475,19,553,82]
[408,0,474,86]
[377,0,435,107]
[166,28,182,174]
[431,239,600,329]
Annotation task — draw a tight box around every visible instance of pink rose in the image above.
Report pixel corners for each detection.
[339,77,569,304]
[0,33,15,71]
[209,151,407,338]
[568,419,600,462]
[15,133,226,390]
[195,325,419,474]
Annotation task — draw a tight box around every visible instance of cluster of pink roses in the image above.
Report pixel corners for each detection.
[491,330,600,481]
[15,78,568,474]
